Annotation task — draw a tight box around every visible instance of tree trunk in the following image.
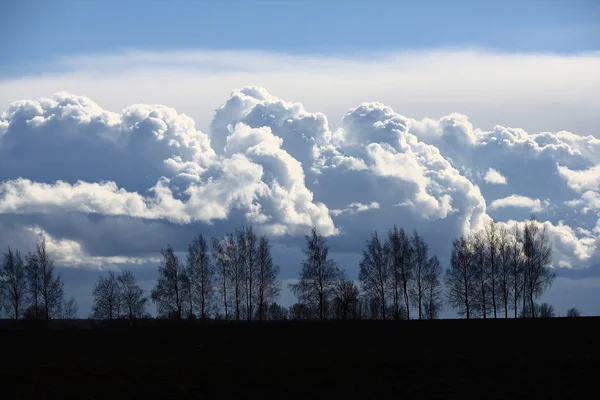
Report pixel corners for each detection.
[44,291,49,320]
[491,267,497,318]
[319,291,324,320]
[481,274,486,319]
[222,274,228,320]
[380,282,386,320]
[464,274,470,320]
[394,274,399,320]
[418,282,422,320]
[403,281,410,320]
[465,291,470,320]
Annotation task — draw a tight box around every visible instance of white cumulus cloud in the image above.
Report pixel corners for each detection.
[484,168,507,184]
[0,86,599,272]
[489,195,549,212]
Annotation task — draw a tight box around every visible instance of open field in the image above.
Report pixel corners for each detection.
[1,318,599,399]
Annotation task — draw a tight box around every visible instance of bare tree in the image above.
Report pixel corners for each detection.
[92,271,121,320]
[355,295,369,320]
[267,303,288,320]
[181,268,193,319]
[1,247,27,319]
[410,230,428,320]
[35,239,64,320]
[423,255,443,320]
[186,234,214,320]
[566,307,581,317]
[25,251,42,319]
[359,231,388,319]
[332,274,360,320]
[151,245,187,319]
[522,217,555,318]
[117,270,148,320]
[445,235,478,319]
[289,302,311,320]
[496,225,512,318]
[289,227,341,320]
[226,233,244,320]
[537,302,555,318]
[60,296,78,319]
[384,226,413,319]
[519,302,535,318]
[212,236,229,320]
[255,236,280,321]
[238,226,258,321]
[472,231,488,318]
[509,225,525,318]
[384,226,399,319]
[23,305,46,320]
[485,221,499,318]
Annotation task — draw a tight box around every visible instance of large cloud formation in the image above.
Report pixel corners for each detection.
[0,87,598,274]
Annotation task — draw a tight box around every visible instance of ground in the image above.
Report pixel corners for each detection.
[1,318,598,399]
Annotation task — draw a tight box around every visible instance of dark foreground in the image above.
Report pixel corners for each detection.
[1,318,599,399]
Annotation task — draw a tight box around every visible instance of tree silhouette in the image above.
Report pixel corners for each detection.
[333,274,360,320]
[255,236,280,321]
[519,302,555,318]
[537,302,555,318]
[25,251,42,319]
[410,230,428,320]
[32,239,64,320]
[117,270,148,320]
[185,234,214,320]
[226,233,244,320]
[289,303,311,320]
[472,231,489,318]
[496,226,512,318]
[60,296,78,319]
[566,307,581,317]
[446,235,478,319]
[485,221,500,318]
[509,224,525,318]
[423,255,443,319]
[212,236,230,320]
[151,246,187,320]
[92,271,121,320]
[290,227,341,320]
[23,305,46,320]
[359,231,388,319]
[267,302,288,320]
[384,226,413,319]
[238,226,258,321]
[522,216,555,318]
[1,247,27,319]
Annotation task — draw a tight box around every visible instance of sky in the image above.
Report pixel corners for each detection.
[1,0,600,318]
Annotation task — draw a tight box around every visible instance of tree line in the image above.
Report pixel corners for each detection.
[446,217,558,319]
[0,240,77,320]
[150,227,281,321]
[0,216,582,321]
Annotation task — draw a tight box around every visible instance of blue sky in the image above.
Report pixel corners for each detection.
[1,0,599,76]
[1,0,600,318]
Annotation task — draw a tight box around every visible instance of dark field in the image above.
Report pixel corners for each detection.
[1,318,599,399]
